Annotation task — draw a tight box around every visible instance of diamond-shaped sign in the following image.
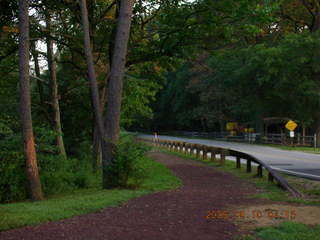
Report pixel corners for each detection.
[285,120,298,131]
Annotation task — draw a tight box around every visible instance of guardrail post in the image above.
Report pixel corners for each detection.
[196,145,200,158]
[268,172,274,182]
[186,144,189,155]
[236,156,241,168]
[203,146,208,160]
[257,165,263,178]
[210,148,216,162]
[246,159,252,173]
[180,142,184,153]
[220,149,226,165]
[190,144,194,155]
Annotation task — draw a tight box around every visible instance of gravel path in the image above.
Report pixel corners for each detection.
[0,152,262,240]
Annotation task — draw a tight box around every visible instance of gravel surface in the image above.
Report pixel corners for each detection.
[0,152,262,240]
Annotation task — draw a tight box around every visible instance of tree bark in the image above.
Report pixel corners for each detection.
[313,113,320,147]
[92,70,110,170]
[79,0,108,171]
[46,11,67,158]
[18,0,43,201]
[103,0,135,188]
[30,41,44,106]
[312,11,320,32]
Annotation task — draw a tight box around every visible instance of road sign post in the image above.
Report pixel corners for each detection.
[290,131,294,146]
[289,131,294,138]
[285,120,298,146]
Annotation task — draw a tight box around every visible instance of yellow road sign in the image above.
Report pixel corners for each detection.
[226,122,238,131]
[285,120,298,131]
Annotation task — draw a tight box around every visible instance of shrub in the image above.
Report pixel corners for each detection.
[104,135,149,188]
[0,126,97,203]
[0,129,27,202]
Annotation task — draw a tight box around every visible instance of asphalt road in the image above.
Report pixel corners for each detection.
[138,134,320,180]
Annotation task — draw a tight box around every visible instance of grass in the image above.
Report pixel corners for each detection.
[280,174,320,201]
[263,144,320,154]
[0,155,181,231]
[238,222,320,240]
[158,147,320,205]
[155,147,320,240]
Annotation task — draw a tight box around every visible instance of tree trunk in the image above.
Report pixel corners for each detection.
[314,113,320,147]
[46,12,67,158]
[103,0,135,188]
[312,11,320,32]
[92,71,110,170]
[30,41,44,105]
[18,0,43,201]
[79,0,108,171]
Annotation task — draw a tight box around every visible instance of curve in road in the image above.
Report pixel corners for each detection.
[139,134,320,181]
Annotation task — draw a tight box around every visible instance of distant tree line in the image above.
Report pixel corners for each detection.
[144,0,320,146]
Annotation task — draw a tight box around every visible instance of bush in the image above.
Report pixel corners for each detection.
[104,135,149,188]
[0,129,27,202]
[0,150,26,202]
[0,126,98,203]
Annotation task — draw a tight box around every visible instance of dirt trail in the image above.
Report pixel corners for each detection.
[0,152,267,240]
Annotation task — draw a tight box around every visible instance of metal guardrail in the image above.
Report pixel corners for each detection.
[139,137,302,198]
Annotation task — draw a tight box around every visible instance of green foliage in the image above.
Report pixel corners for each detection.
[104,135,149,188]
[153,30,320,132]
[0,126,97,203]
[0,122,26,202]
[121,72,161,128]
[256,222,320,240]
[38,154,97,195]
[0,154,181,231]
[0,149,26,203]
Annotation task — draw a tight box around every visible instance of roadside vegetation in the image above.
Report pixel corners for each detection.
[153,145,320,240]
[0,139,181,231]
[264,144,320,154]
[159,147,320,205]
[240,222,320,240]
[3,0,320,239]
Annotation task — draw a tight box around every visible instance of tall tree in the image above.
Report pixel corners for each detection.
[79,0,108,170]
[30,41,44,106]
[45,10,67,158]
[18,0,43,201]
[103,0,135,188]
